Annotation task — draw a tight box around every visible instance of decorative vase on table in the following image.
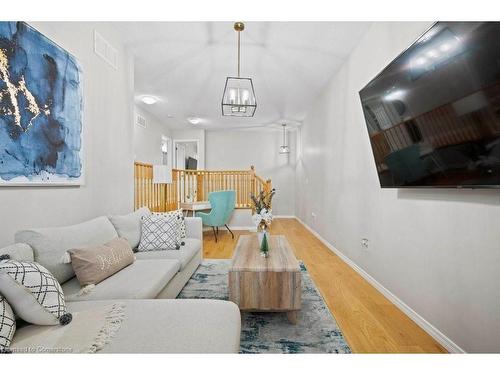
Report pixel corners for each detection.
[250,188,276,258]
[257,220,270,258]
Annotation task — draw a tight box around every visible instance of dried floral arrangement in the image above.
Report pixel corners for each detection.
[250,188,276,229]
[250,188,276,213]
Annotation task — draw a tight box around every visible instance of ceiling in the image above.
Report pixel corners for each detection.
[114,22,371,130]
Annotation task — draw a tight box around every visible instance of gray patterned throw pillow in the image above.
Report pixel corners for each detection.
[0,295,15,353]
[138,213,181,251]
[0,257,72,326]
[153,209,186,239]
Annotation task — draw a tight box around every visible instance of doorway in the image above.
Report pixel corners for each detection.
[174,139,200,170]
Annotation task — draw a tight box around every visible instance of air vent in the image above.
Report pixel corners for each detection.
[136,113,147,128]
[94,30,118,69]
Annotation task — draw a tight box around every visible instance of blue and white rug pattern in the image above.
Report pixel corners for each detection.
[177,260,351,354]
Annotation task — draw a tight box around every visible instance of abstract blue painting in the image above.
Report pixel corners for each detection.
[0,22,83,185]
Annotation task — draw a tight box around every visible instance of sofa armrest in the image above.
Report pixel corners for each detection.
[184,217,202,241]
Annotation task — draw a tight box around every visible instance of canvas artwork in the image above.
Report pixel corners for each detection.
[0,22,83,185]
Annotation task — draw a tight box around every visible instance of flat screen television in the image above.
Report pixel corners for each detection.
[186,157,198,170]
[359,22,500,188]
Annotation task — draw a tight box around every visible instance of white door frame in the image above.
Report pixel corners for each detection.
[173,139,200,170]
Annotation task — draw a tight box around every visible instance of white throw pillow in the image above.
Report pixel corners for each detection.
[153,209,186,239]
[138,214,181,251]
[0,294,15,353]
[0,256,72,326]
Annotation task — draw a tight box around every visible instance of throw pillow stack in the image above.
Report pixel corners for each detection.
[0,207,187,352]
[0,254,73,353]
[0,294,15,353]
[137,209,187,252]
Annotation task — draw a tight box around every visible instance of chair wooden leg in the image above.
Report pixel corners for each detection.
[225,224,234,239]
[212,226,218,242]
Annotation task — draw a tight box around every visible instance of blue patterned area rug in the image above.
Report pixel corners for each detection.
[177,259,351,354]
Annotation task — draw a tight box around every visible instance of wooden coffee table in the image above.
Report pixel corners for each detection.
[228,234,302,323]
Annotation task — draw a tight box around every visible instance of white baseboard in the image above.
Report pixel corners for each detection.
[294,216,465,354]
[202,226,254,232]
[273,215,296,219]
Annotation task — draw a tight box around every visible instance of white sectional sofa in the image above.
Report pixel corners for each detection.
[0,211,241,353]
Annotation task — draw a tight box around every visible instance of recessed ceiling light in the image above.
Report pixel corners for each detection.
[415,57,428,66]
[141,96,158,105]
[439,43,451,52]
[426,49,438,58]
[187,117,201,125]
[383,89,406,102]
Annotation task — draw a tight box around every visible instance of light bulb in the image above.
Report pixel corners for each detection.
[241,89,250,105]
[228,88,237,104]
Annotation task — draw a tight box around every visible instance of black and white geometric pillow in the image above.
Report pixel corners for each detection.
[0,294,15,353]
[0,256,72,326]
[138,214,181,251]
[153,209,186,239]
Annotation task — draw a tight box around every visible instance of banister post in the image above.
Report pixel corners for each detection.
[173,169,179,210]
[265,179,272,193]
[196,173,203,202]
[250,165,256,210]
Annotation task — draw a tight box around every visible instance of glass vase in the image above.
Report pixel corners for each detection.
[257,221,270,258]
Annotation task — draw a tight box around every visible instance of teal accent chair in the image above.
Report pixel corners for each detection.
[196,190,236,242]
[384,144,433,185]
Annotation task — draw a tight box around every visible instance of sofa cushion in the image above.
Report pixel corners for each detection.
[184,217,202,241]
[15,216,119,284]
[108,207,151,249]
[0,243,34,262]
[135,238,201,270]
[62,259,180,302]
[63,299,241,353]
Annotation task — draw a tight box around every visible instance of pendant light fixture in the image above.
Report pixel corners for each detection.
[279,123,290,154]
[221,22,257,117]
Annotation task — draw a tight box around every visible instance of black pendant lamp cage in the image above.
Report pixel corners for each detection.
[221,22,257,117]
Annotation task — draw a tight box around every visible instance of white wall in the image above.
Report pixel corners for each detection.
[206,128,297,217]
[134,105,171,165]
[295,22,500,353]
[0,22,134,247]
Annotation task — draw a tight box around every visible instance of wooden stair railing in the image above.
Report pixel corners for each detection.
[134,162,272,212]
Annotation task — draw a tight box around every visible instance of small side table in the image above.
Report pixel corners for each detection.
[180,201,211,217]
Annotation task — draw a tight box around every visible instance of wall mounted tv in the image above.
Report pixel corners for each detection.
[186,157,198,170]
[359,22,500,188]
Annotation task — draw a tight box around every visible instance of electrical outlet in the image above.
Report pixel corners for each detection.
[361,238,369,249]
[311,212,317,221]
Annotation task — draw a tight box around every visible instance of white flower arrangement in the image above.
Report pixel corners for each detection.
[250,189,276,236]
[252,208,273,227]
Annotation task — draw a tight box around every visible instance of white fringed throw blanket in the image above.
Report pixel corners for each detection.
[10,303,125,354]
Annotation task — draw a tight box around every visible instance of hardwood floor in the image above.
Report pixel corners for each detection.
[203,218,447,353]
